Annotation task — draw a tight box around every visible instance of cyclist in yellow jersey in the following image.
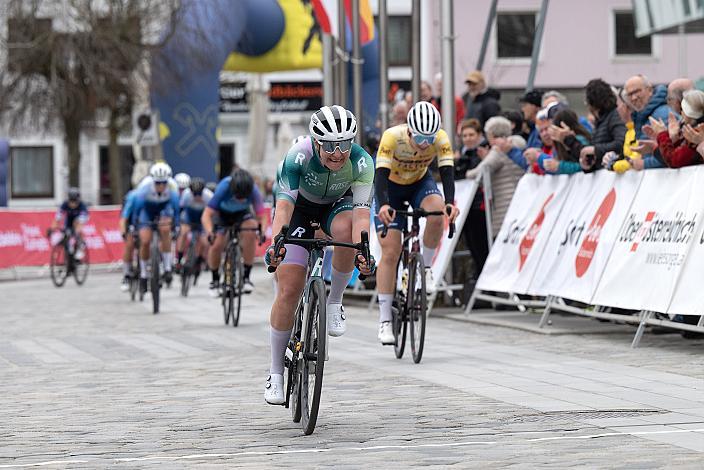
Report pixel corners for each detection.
[374,101,459,345]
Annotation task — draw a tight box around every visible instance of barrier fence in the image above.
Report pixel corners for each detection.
[466,167,704,346]
[0,205,274,276]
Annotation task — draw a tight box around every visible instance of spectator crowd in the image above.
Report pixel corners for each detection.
[377,70,704,329]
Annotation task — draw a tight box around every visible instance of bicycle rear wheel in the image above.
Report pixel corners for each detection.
[150,242,160,314]
[299,278,326,435]
[408,253,427,364]
[393,256,407,359]
[50,243,68,287]
[73,238,89,285]
[180,238,196,297]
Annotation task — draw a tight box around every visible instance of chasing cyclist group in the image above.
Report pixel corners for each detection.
[55,101,460,407]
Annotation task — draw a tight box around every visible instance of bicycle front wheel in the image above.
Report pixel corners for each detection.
[150,244,160,314]
[180,239,196,297]
[73,238,89,285]
[231,246,244,327]
[50,243,68,287]
[299,278,326,435]
[408,253,427,364]
[393,256,407,359]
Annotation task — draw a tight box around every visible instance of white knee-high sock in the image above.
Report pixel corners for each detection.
[270,327,292,375]
[328,268,353,305]
[378,293,394,323]
[422,244,436,267]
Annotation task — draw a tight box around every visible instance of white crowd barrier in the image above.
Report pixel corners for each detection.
[467,167,704,346]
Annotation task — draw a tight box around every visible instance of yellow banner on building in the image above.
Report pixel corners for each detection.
[223,0,323,73]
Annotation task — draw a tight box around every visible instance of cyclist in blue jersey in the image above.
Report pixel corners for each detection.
[174,173,191,197]
[202,168,268,297]
[119,188,139,291]
[263,106,375,405]
[51,187,89,234]
[133,162,180,293]
[50,187,89,259]
[175,177,213,271]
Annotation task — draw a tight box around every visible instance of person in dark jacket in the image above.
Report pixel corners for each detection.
[579,79,626,172]
[463,70,501,127]
[454,119,489,277]
[519,89,544,149]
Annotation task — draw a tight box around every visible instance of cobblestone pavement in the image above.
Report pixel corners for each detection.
[1,271,703,468]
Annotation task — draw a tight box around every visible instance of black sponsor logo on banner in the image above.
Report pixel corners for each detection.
[219,81,323,113]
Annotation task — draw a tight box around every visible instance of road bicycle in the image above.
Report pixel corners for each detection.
[380,205,454,364]
[48,227,89,287]
[221,224,261,327]
[269,224,372,435]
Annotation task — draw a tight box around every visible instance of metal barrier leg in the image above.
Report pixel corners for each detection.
[464,289,479,316]
[698,314,704,328]
[538,295,554,328]
[631,310,652,348]
[511,293,527,313]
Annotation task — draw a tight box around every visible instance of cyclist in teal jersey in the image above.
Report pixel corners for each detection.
[264,106,376,405]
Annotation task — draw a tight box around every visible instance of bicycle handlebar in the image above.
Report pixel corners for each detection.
[267,225,373,279]
[379,207,455,239]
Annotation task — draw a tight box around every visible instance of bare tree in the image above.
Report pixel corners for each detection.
[0,0,222,202]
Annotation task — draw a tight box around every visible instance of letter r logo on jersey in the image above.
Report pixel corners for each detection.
[291,227,306,238]
[357,158,368,172]
[295,153,305,165]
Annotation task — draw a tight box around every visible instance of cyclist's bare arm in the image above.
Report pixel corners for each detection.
[201,206,216,235]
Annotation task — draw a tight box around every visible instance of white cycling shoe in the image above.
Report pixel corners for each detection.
[327,303,346,337]
[424,267,436,295]
[264,374,285,405]
[378,321,395,345]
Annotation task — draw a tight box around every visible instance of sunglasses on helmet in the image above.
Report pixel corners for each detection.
[317,139,353,154]
[411,133,436,146]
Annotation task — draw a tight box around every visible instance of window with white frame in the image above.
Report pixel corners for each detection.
[374,15,412,66]
[10,146,54,198]
[614,11,652,56]
[496,12,536,59]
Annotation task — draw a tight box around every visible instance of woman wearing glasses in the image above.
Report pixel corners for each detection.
[263,105,376,405]
[373,101,460,346]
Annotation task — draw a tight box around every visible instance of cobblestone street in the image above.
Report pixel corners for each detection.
[1,271,703,468]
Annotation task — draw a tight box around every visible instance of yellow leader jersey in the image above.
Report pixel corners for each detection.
[376,124,454,185]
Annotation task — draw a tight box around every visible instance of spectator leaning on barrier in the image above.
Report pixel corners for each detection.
[545,108,591,174]
[453,119,489,276]
[463,70,501,127]
[465,116,526,236]
[651,89,704,168]
[578,79,626,173]
[666,78,695,115]
[519,89,544,149]
[623,74,673,169]
[502,109,529,140]
[390,100,410,126]
[523,102,564,174]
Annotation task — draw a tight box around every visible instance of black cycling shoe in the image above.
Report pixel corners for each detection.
[163,270,173,284]
[139,277,148,294]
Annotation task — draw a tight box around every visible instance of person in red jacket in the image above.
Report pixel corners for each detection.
[651,89,704,168]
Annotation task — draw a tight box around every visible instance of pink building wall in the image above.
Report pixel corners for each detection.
[421,0,704,91]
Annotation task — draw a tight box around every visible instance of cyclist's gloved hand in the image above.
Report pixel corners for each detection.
[445,203,460,223]
[207,232,216,245]
[259,233,267,246]
[355,251,376,276]
[377,204,395,226]
[264,243,287,269]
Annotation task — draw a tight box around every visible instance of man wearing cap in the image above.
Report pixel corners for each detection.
[463,70,501,127]
[519,89,544,149]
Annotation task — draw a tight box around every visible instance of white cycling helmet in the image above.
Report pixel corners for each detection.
[174,172,190,189]
[407,101,441,136]
[149,161,172,183]
[309,105,357,141]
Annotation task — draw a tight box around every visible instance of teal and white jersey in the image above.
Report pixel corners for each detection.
[276,136,374,208]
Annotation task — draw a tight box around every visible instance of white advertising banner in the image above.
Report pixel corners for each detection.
[591,167,702,312]
[528,171,643,301]
[666,166,704,316]
[476,174,572,294]
[368,179,478,289]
